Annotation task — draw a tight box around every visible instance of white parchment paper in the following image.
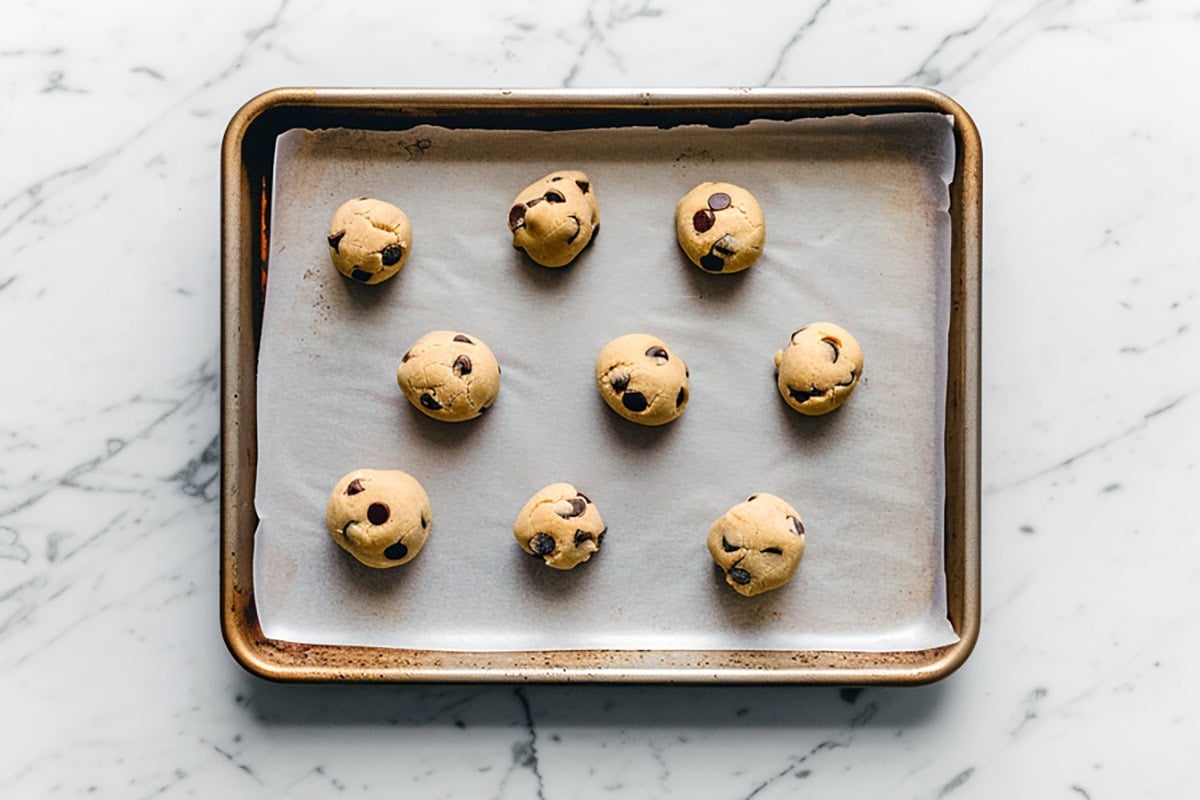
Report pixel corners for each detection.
[253,113,959,652]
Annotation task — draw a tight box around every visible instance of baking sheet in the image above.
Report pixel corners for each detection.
[253,113,958,652]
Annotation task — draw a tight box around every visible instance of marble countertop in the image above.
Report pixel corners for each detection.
[3,0,1198,796]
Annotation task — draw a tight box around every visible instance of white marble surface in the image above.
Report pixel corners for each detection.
[2,0,1198,796]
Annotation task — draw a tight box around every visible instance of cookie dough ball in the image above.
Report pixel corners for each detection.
[707,493,806,597]
[326,469,432,568]
[507,170,600,267]
[595,333,689,426]
[513,483,606,570]
[774,322,863,416]
[674,182,764,274]
[327,197,412,284]
[397,331,501,422]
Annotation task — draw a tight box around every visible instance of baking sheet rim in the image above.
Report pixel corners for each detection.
[219,86,981,685]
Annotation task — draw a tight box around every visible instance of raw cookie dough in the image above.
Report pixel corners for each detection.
[397,331,501,422]
[507,170,600,267]
[707,493,806,597]
[513,483,606,570]
[327,197,413,284]
[595,333,689,426]
[674,182,764,274]
[326,468,432,568]
[774,322,863,416]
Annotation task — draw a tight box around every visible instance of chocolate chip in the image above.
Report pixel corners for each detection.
[327,231,345,252]
[675,387,686,408]
[597,525,607,544]
[692,208,715,233]
[380,244,403,267]
[729,567,752,585]
[645,346,669,361]
[453,355,472,376]
[791,326,809,340]
[610,373,629,394]
[707,192,732,210]
[402,350,413,363]
[508,204,526,229]
[531,533,556,555]
[576,491,591,504]
[763,546,783,555]
[835,370,857,388]
[573,530,593,547]
[789,516,805,536]
[559,497,586,518]
[420,393,442,410]
[543,190,566,204]
[477,405,490,415]
[526,196,543,208]
[384,540,408,560]
[367,503,390,525]
[575,180,590,194]
[346,479,365,496]
[550,176,563,182]
[747,494,759,502]
[453,334,473,344]
[721,536,740,553]
[421,513,429,529]
[621,391,648,412]
[823,338,840,363]
[350,267,372,282]
[788,387,821,404]
[699,253,725,272]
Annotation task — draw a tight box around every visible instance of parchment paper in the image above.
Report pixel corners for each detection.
[253,113,959,652]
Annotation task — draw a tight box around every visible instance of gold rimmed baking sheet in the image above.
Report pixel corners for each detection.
[221,88,980,684]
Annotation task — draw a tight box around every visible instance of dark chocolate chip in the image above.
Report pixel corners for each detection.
[346,479,365,496]
[575,180,590,194]
[576,491,591,504]
[543,190,566,204]
[453,355,472,376]
[573,530,593,547]
[367,503,390,525]
[350,267,373,282]
[789,516,805,536]
[747,494,759,501]
[380,244,404,267]
[559,497,586,518]
[597,525,607,544]
[550,176,563,182]
[823,337,840,363]
[402,350,413,363]
[763,546,783,555]
[420,393,442,410]
[384,540,408,560]
[327,231,345,252]
[692,208,715,233]
[791,326,809,340]
[610,373,629,394]
[421,513,428,529]
[565,215,582,244]
[477,405,490,415]
[526,196,543,208]
[788,387,822,404]
[675,386,686,408]
[621,391,648,412]
[707,192,732,210]
[531,533,556,555]
[729,567,752,585]
[453,334,474,344]
[508,204,526,230]
[721,536,740,553]
[699,253,725,272]
[835,370,857,388]
[645,346,669,361]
